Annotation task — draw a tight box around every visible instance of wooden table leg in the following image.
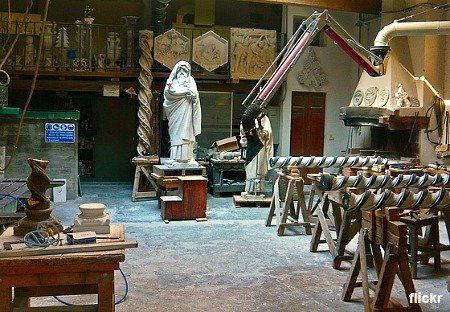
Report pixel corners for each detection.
[97,271,115,312]
[12,287,30,308]
[0,284,12,312]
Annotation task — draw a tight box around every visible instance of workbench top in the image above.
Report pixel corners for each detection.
[0,224,136,263]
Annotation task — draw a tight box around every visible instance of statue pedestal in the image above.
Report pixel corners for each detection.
[151,164,206,197]
[72,203,110,234]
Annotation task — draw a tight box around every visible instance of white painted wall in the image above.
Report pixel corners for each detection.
[279,7,372,158]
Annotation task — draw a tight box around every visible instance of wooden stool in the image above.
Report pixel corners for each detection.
[400,213,441,279]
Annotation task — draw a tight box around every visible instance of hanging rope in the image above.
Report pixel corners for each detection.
[0,0,50,172]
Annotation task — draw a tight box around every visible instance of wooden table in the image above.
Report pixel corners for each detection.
[0,224,134,312]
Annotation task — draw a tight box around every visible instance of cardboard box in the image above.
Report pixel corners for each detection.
[211,136,240,152]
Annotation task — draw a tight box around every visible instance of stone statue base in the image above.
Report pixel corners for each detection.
[72,203,111,234]
[13,213,63,237]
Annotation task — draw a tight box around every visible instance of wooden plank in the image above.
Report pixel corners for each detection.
[238,0,382,14]
[13,305,98,311]
[233,195,272,208]
[0,240,138,258]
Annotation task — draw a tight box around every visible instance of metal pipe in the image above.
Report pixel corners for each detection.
[373,20,450,47]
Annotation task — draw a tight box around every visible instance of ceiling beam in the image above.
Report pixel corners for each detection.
[239,0,382,15]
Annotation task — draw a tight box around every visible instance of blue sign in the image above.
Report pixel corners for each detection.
[45,123,75,143]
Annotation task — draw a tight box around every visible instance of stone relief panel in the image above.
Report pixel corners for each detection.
[230,28,276,80]
[192,31,228,72]
[296,49,327,89]
[154,29,190,69]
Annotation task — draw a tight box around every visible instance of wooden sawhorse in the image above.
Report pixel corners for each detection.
[266,170,311,236]
[132,156,159,201]
[310,191,362,269]
[342,216,421,311]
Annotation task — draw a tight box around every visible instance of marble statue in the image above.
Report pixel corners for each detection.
[163,61,201,163]
[240,114,273,195]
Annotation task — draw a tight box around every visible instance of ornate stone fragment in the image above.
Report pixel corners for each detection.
[230,28,276,80]
[154,29,190,69]
[193,31,228,72]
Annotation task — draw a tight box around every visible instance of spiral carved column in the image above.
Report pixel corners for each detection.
[319,173,450,191]
[343,188,450,212]
[269,155,388,170]
[14,158,63,236]
[137,30,155,156]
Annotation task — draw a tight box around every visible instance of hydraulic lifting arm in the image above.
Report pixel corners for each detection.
[241,10,388,163]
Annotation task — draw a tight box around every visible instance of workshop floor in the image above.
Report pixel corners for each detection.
[33,182,449,311]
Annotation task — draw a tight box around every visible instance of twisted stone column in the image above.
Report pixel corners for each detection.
[14,158,62,236]
[137,30,154,156]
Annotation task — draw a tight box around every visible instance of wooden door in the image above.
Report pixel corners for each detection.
[290,92,326,183]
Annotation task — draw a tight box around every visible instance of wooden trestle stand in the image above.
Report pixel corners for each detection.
[132,156,159,201]
[266,168,312,235]
[342,209,421,311]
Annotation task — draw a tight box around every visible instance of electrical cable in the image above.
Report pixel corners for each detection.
[0,0,48,173]
[0,193,26,209]
[424,97,445,145]
[53,267,129,306]
[22,221,60,248]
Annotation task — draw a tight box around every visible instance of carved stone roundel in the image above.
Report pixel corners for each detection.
[352,90,364,106]
[377,89,390,107]
[364,86,378,106]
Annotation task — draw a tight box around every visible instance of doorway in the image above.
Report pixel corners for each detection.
[290,91,326,182]
[92,97,138,181]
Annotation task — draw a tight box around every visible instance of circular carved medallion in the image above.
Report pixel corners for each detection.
[364,86,378,106]
[377,89,390,107]
[352,89,364,106]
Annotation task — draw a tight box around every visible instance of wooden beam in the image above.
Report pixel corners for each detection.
[239,0,382,15]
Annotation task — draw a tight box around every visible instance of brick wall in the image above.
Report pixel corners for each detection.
[0,117,78,199]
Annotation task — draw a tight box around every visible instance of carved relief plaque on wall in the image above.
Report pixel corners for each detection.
[230,28,276,80]
[296,49,327,88]
[154,29,190,69]
[193,31,228,72]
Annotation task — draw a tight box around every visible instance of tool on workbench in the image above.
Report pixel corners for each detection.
[66,231,119,245]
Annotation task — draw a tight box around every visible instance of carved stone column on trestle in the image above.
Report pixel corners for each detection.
[14,158,63,236]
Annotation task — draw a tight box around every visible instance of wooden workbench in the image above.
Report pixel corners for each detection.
[0,224,136,312]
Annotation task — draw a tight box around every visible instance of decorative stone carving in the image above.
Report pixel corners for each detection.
[154,29,190,69]
[364,86,378,106]
[377,89,390,107]
[193,31,228,72]
[73,203,110,234]
[230,28,276,80]
[394,83,411,107]
[106,32,121,70]
[24,35,35,67]
[296,49,327,88]
[42,22,55,70]
[122,15,139,70]
[14,159,63,236]
[352,89,364,106]
[137,30,155,156]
